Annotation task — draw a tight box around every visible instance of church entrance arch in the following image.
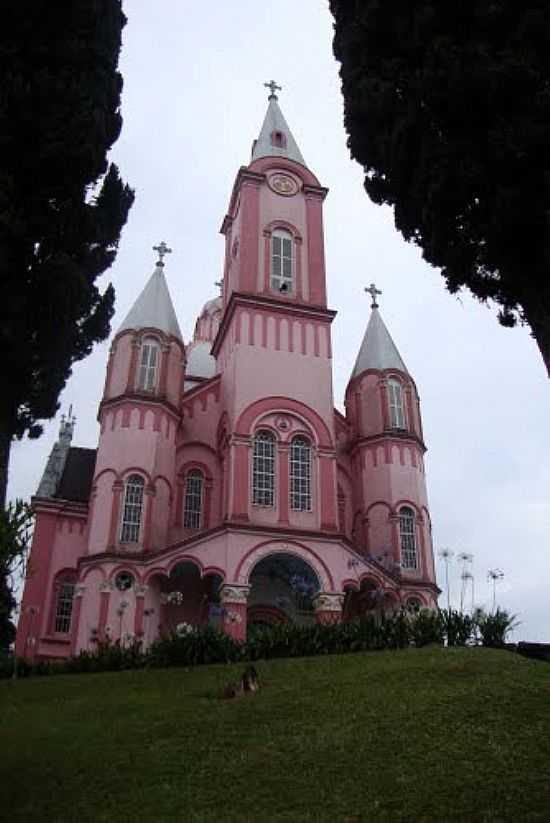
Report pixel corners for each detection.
[248,552,320,627]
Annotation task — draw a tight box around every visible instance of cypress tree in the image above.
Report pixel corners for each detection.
[331,1,550,376]
[0,0,134,507]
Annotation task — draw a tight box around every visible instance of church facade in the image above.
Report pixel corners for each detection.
[16,89,438,660]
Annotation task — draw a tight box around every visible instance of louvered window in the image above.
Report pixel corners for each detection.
[120,475,145,543]
[271,230,293,294]
[183,470,203,529]
[290,436,312,512]
[137,339,159,391]
[400,507,417,570]
[388,379,406,429]
[253,431,276,506]
[54,578,75,633]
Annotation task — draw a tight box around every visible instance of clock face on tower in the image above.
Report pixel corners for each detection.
[268,173,298,196]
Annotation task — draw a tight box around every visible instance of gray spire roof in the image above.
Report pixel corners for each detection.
[118,264,182,340]
[251,96,306,167]
[352,307,408,377]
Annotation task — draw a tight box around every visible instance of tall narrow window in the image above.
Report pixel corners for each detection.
[253,430,276,506]
[290,436,312,512]
[271,230,293,294]
[54,576,76,633]
[400,507,417,570]
[137,338,159,391]
[183,470,203,529]
[388,379,406,429]
[120,474,145,543]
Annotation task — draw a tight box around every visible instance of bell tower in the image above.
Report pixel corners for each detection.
[345,285,437,592]
[87,244,185,556]
[212,84,339,533]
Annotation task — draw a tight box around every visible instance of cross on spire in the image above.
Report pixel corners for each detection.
[365,282,382,308]
[214,279,224,294]
[264,79,282,100]
[153,241,172,267]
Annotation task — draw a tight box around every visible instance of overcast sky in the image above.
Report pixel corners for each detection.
[8,1,550,640]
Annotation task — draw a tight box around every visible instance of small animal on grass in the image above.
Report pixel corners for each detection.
[223,665,260,699]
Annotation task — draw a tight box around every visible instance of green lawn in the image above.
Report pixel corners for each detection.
[1,648,550,822]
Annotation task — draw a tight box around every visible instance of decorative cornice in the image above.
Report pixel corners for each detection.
[312,592,344,612]
[349,431,426,456]
[98,393,181,422]
[211,292,336,358]
[31,496,89,517]
[219,585,250,604]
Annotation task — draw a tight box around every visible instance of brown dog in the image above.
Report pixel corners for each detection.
[223,665,260,699]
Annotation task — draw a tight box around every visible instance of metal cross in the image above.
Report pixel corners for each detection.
[264,80,282,100]
[365,282,382,308]
[153,241,172,266]
[214,279,224,294]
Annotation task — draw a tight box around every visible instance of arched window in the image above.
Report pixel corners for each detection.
[399,507,417,570]
[54,574,76,633]
[290,436,312,512]
[183,470,203,529]
[252,430,276,506]
[388,379,406,429]
[271,230,293,294]
[120,474,145,543]
[137,338,160,391]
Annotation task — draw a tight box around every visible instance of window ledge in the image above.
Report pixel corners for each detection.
[42,635,71,645]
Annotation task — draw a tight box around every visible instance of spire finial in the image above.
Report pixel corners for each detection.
[214,279,224,295]
[264,79,282,101]
[153,241,172,267]
[365,282,382,308]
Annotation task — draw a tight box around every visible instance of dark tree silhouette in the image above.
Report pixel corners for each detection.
[0,0,135,507]
[331,1,550,376]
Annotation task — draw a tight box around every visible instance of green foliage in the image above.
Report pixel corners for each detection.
[474,608,518,647]
[331,1,550,374]
[148,626,243,668]
[0,0,134,505]
[440,609,476,647]
[0,607,522,679]
[408,607,445,647]
[0,500,32,652]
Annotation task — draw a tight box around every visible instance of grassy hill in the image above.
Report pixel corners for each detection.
[1,647,550,821]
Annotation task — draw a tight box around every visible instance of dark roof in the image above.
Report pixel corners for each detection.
[55,447,97,504]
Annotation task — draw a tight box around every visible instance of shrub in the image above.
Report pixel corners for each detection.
[148,625,242,668]
[440,609,475,647]
[409,609,445,647]
[474,609,518,648]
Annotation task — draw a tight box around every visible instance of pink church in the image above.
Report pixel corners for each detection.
[17,88,438,660]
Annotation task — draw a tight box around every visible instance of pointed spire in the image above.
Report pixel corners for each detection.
[251,82,306,167]
[352,287,408,377]
[118,243,182,340]
[36,410,76,497]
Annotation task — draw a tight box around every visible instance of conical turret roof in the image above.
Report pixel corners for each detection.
[352,307,408,377]
[118,262,182,341]
[251,90,306,167]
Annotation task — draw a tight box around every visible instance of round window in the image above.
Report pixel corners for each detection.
[407,598,422,612]
[115,571,134,592]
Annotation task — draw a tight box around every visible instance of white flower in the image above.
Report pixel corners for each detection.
[176,622,195,636]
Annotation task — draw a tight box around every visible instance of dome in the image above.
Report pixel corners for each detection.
[186,340,216,380]
[201,296,222,317]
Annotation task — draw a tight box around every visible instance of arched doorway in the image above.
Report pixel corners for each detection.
[248,552,320,627]
[149,562,224,636]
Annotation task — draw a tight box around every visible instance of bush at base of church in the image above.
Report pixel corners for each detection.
[148,626,243,669]
[0,609,519,679]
